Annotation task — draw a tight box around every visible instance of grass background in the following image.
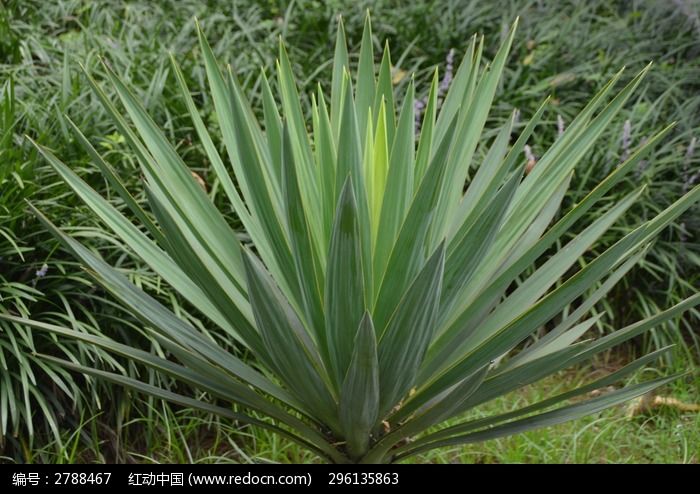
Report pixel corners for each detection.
[1,0,699,463]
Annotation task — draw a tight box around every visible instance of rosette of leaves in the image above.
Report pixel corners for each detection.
[5,16,700,463]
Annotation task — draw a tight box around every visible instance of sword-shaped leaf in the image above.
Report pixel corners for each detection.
[325,178,366,390]
[339,313,379,459]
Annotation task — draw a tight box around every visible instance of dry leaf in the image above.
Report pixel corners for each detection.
[191,171,207,192]
[626,392,700,417]
[391,66,408,85]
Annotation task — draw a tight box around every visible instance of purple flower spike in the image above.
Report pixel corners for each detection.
[35,263,48,278]
[621,119,632,162]
[557,114,565,138]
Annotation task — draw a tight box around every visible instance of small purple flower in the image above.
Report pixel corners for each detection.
[684,170,700,193]
[621,119,632,162]
[35,263,48,278]
[634,136,649,179]
[524,145,536,163]
[414,97,427,133]
[686,136,697,162]
[682,137,697,193]
[414,99,426,112]
[438,49,455,97]
[557,114,565,138]
[513,108,521,128]
[524,144,537,174]
[672,0,700,37]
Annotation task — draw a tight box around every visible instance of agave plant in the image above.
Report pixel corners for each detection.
[5,15,700,464]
